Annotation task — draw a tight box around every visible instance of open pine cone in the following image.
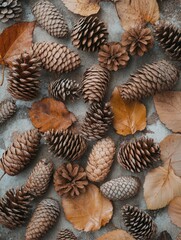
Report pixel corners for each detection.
[56,229,77,240]
[0,99,16,124]
[158,231,173,240]
[0,0,22,23]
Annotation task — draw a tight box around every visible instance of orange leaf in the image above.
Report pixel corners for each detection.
[29,98,77,133]
[110,87,146,136]
[96,229,135,240]
[62,184,113,232]
[168,197,181,228]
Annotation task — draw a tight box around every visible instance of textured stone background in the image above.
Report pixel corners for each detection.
[0,0,181,239]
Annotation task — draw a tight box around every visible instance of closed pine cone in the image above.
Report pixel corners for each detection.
[86,137,116,182]
[121,26,154,56]
[122,205,157,240]
[44,129,87,161]
[177,232,181,240]
[82,65,110,103]
[71,16,108,52]
[158,231,172,240]
[32,42,80,73]
[0,0,22,23]
[0,187,33,229]
[23,159,54,198]
[56,229,77,240]
[32,0,68,38]
[54,162,88,198]
[98,42,129,71]
[0,129,41,176]
[25,198,60,240]
[0,99,16,124]
[154,21,181,61]
[120,60,179,101]
[8,52,41,101]
[117,137,160,173]
[100,176,140,201]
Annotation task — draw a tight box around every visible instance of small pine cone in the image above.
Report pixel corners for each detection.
[98,42,130,71]
[54,162,88,197]
[154,21,181,61]
[117,137,160,173]
[86,137,116,182]
[82,65,110,104]
[0,0,22,23]
[121,26,154,56]
[71,16,108,52]
[177,232,181,240]
[158,231,172,240]
[1,129,41,176]
[80,103,113,141]
[48,78,81,101]
[44,129,87,161]
[32,42,80,73]
[56,229,77,240]
[0,99,16,124]
[25,198,60,240]
[23,159,54,198]
[122,205,157,240]
[8,52,41,101]
[100,176,140,201]
[0,187,33,229]
[120,60,179,101]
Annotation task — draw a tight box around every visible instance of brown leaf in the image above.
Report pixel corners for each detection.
[29,98,77,133]
[96,229,135,240]
[62,184,113,232]
[168,197,181,228]
[110,87,146,136]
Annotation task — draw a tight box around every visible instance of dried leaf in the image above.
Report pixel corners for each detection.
[96,229,135,240]
[168,197,181,228]
[62,184,113,232]
[110,87,146,136]
[143,164,181,210]
[147,112,159,125]
[29,98,76,132]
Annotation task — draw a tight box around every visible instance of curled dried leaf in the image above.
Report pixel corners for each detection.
[96,229,135,240]
[168,197,181,228]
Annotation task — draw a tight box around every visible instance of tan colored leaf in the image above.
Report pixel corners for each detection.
[29,98,76,133]
[110,87,146,136]
[154,92,181,133]
[144,164,181,210]
[96,229,135,240]
[168,197,181,228]
[62,184,113,232]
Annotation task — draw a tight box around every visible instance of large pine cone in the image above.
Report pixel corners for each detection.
[0,129,41,176]
[0,187,33,229]
[86,137,116,182]
[0,0,22,23]
[56,229,77,240]
[120,60,179,101]
[82,65,110,104]
[158,231,172,240]
[154,21,181,61]
[0,99,16,124]
[117,137,160,173]
[32,0,68,38]
[54,162,88,198]
[25,198,60,240]
[122,205,157,240]
[44,129,87,161]
[71,16,108,52]
[8,52,41,101]
[80,103,113,141]
[32,42,80,73]
[23,159,54,198]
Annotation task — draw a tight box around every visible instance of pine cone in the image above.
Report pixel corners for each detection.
[32,0,68,38]
[71,16,108,52]
[0,187,33,229]
[23,159,54,198]
[0,99,16,124]
[56,229,77,240]
[100,176,140,201]
[120,60,179,101]
[0,129,41,176]
[122,205,157,240]
[177,232,181,240]
[32,42,81,73]
[117,137,160,173]
[8,52,41,101]
[154,21,181,61]
[82,65,110,104]
[158,231,172,240]
[80,103,113,141]
[54,162,88,198]
[0,0,22,23]
[25,198,60,240]
[98,42,129,71]
[48,78,81,101]
[121,26,154,56]
[86,137,116,182]
[44,129,87,161]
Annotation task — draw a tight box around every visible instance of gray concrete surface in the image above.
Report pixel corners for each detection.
[0,0,181,239]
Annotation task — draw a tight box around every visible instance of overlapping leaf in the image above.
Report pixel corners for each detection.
[96,229,134,240]
[168,197,181,228]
